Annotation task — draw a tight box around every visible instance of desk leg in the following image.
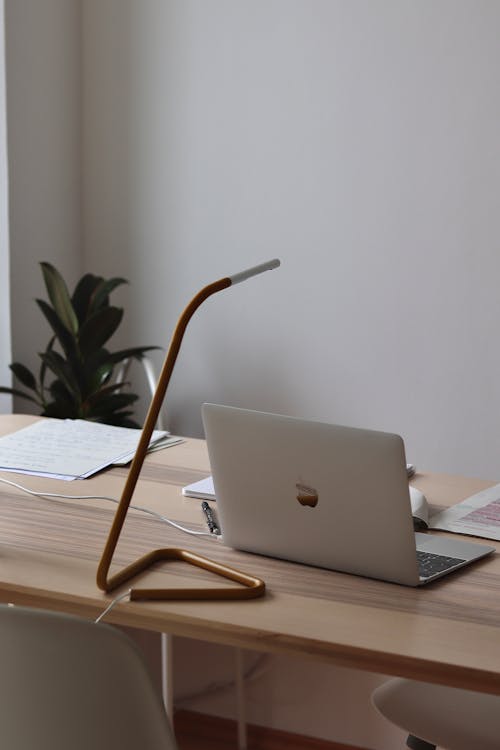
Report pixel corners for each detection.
[161,633,174,719]
[234,648,247,750]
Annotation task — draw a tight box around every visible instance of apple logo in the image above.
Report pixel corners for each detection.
[296,483,319,508]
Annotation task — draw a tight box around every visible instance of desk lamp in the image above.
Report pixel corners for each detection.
[97,259,280,601]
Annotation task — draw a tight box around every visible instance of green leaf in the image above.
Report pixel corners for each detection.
[71,273,102,325]
[81,347,111,372]
[0,386,39,404]
[87,392,138,418]
[36,300,79,362]
[39,350,81,401]
[78,348,114,396]
[9,362,37,391]
[40,262,79,334]
[39,336,56,392]
[89,277,128,314]
[78,306,123,356]
[87,363,114,394]
[83,382,126,408]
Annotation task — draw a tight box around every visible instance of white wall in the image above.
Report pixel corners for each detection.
[0,0,11,413]
[5,0,82,397]
[83,0,500,482]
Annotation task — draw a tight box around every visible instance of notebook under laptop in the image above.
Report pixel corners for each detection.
[201,404,494,586]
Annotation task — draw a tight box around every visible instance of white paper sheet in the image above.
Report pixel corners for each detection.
[430,482,500,541]
[182,475,215,500]
[0,419,177,480]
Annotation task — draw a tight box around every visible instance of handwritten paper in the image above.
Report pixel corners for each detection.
[0,419,182,481]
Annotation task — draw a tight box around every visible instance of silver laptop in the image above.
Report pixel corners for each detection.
[201,404,494,586]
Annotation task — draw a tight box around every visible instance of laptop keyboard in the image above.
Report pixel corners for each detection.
[417,550,465,579]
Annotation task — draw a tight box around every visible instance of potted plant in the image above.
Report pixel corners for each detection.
[0,262,158,427]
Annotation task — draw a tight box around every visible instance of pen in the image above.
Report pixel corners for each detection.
[201,501,220,535]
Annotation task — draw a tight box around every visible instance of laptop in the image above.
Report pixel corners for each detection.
[201,404,495,586]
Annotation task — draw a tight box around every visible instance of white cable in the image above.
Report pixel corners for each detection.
[0,475,220,540]
[94,589,132,624]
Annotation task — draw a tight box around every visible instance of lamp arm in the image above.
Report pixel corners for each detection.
[96,258,279,600]
[96,276,231,592]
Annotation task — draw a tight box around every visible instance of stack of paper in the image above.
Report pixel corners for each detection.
[0,419,182,481]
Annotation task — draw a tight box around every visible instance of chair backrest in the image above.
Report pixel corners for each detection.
[0,605,178,750]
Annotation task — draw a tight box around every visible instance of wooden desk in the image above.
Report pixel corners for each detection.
[0,414,499,695]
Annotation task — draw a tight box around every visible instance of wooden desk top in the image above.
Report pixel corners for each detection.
[1,414,499,695]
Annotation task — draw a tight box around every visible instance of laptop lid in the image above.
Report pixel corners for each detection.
[202,403,424,585]
[202,404,494,587]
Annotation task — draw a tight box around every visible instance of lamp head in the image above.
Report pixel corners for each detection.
[229,258,280,286]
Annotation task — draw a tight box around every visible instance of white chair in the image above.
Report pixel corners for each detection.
[0,604,178,750]
[372,677,500,750]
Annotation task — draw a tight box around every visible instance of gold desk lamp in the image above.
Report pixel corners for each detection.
[97,259,280,601]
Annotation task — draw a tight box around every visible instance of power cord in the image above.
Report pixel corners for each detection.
[94,589,132,624]
[0,475,220,540]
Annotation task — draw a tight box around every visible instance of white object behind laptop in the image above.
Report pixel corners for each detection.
[202,404,494,586]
